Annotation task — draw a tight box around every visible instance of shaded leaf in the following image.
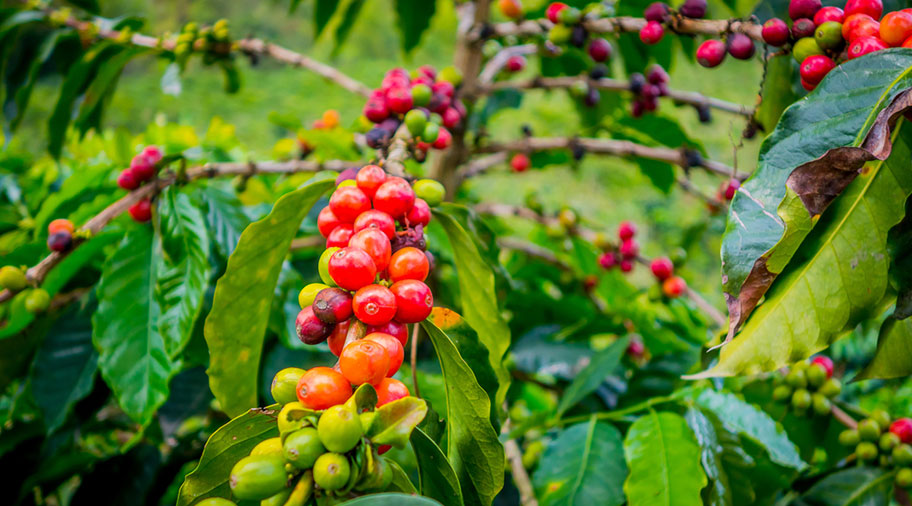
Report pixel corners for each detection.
[366,396,428,448]
[342,493,443,505]
[888,195,912,319]
[205,179,333,416]
[856,317,912,380]
[332,0,366,53]
[315,0,341,37]
[393,0,435,53]
[533,418,626,506]
[411,427,463,506]
[556,337,628,417]
[73,47,144,136]
[388,460,419,494]
[201,183,250,258]
[7,30,69,132]
[799,467,893,506]
[685,407,757,506]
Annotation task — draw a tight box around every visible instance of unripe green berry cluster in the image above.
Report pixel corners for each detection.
[838,410,912,488]
[771,357,841,417]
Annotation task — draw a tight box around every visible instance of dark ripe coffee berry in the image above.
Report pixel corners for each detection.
[391,226,427,253]
[572,143,586,161]
[366,127,391,149]
[789,0,822,21]
[588,38,612,62]
[697,105,712,123]
[791,18,816,39]
[696,39,726,67]
[684,149,704,167]
[762,18,791,46]
[378,117,402,134]
[589,64,608,80]
[570,25,588,47]
[644,2,670,22]
[631,100,645,118]
[629,73,647,94]
[47,231,73,252]
[679,0,707,18]
[312,288,354,324]
[639,21,664,44]
[584,87,600,107]
[646,64,669,85]
[641,84,660,100]
[727,33,755,59]
[296,306,333,344]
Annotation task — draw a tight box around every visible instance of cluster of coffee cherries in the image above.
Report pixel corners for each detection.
[171,20,232,63]
[772,356,842,416]
[0,265,49,314]
[46,218,75,253]
[640,0,709,45]
[759,0,906,90]
[115,145,164,222]
[838,411,912,487]
[598,221,640,274]
[362,66,464,153]
[629,64,670,117]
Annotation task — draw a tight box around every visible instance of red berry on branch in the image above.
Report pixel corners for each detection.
[366,321,409,347]
[363,96,390,123]
[406,198,431,227]
[620,259,634,272]
[588,38,613,62]
[727,33,756,59]
[511,153,531,172]
[329,186,371,222]
[810,355,834,377]
[903,34,912,47]
[433,127,452,149]
[696,39,726,67]
[650,257,674,280]
[296,306,333,344]
[390,279,433,323]
[844,0,882,21]
[327,320,349,356]
[355,165,387,199]
[328,247,378,290]
[128,199,152,222]
[499,0,524,19]
[141,145,163,164]
[722,179,740,200]
[620,239,639,259]
[318,207,343,238]
[646,64,669,85]
[890,418,912,444]
[880,11,912,46]
[340,339,390,386]
[364,332,405,376]
[546,2,568,23]
[386,87,414,114]
[389,247,430,282]
[618,221,637,240]
[296,367,352,409]
[506,55,526,72]
[662,276,687,297]
[599,252,618,270]
[312,287,354,325]
[354,209,396,240]
[117,169,139,190]
[847,35,888,58]
[349,228,392,272]
[130,155,155,181]
[789,0,821,21]
[326,224,354,248]
[679,0,707,19]
[442,107,462,129]
[375,378,409,407]
[814,6,844,25]
[48,218,74,235]
[639,21,665,44]
[791,18,816,39]
[353,284,398,326]
[627,338,646,358]
[644,2,670,22]
[432,81,455,99]
[800,77,816,92]
[374,178,416,218]
[844,14,880,41]
[335,167,359,186]
[800,54,836,85]
[762,18,791,46]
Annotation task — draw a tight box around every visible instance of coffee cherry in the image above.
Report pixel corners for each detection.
[546,2,568,23]
[897,468,912,488]
[871,409,893,429]
[47,231,72,252]
[328,247,377,291]
[801,55,836,87]
[845,15,881,41]
[329,186,371,223]
[442,107,462,129]
[325,224,354,248]
[662,276,687,298]
[349,228,392,272]
[373,178,416,219]
[696,39,726,67]
[506,55,526,72]
[880,11,912,46]
[620,259,634,273]
[297,366,352,409]
[806,363,827,387]
[318,404,363,453]
[319,247,340,287]
[313,453,351,491]
[839,429,860,446]
[366,321,409,347]
[364,94,390,123]
[847,35,888,58]
[786,368,808,388]
[598,252,617,270]
[646,64,669,85]
[773,384,793,402]
[792,37,824,62]
[644,2,670,22]
[789,0,821,20]
[432,127,452,149]
[639,21,664,44]
[792,18,817,39]
[353,210,396,240]
[128,199,152,222]
[558,6,581,24]
[818,377,842,397]
[815,6,844,25]
[283,427,324,469]
[24,288,50,314]
[341,339,390,385]
[0,266,27,291]
[317,207,342,238]
[353,284,397,326]
[365,332,405,376]
[386,87,413,115]
[355,165,387,199]
[856,441,879,461]
[376,378,410,407]
[895,444,912,465]
[411,83,432,107]
[679,0,707,18]
[722,179,740,200]
[327,320,350,356]
[650,257,674,280]
[313,288,354,325]
[299,283,329,309]
[510,153,531,173]
[859,419,883,442]
[391,226,427,253]
[810,355,834,377]
[390,279,433,323]
[413,179,445,207]
[881,432,901,451]
[250,437,283,457]
[229,455,287,501]
[499,0,524,20]
[811,393,831,415]
[388,247,430,282]
[130,154,155,181]
[406,198,431,227]
[892,418,912,443]
[791,389,812,409]
[727,33,755,59]
[762,18,791,46]
[845,0,882,20]
[366,126,391,148]
[588,38,612,62]
[619,239,639,259]
[141,145,163,164]
[296,306,333,344]
[117,169,139,190]
[271,367,306,404]
[618,221,636,240]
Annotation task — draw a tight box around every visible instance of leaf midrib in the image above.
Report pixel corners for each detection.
[853,64,912,145]
[567,416,596,504]
[839,470,892,506]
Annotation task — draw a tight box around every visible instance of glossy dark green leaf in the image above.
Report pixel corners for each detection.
[205,178,333,416]
[722,50,912,336]
[685,407,757,506]
[388,460,419,494]
[533,418,626,506]
[857,317,912,380]
[393,0,435,53]
[201,183,251,258]
[421,319,504,506]
[73,47,144,136]
[411,428,463,506]
[342,494,443,506]
[92,226,178,425]
[754,55,802,132]
[556,337,628,417]
[314,0,340,37]
[366,396,428,448]
[156,188,210,358]
[7,30,69,132]
[623,411,706,506]
[799,467,893,506]
[177,406,280,505]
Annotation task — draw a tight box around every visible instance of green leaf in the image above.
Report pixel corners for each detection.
[754,54,802,132]
[92,226,178,425]
[721,50,912,335]
[201,184,250,258]
[332,0,366,53]
[177,406,279,506]
[685,407,757,506]
[7,30,69,132]
[393,0,435,53]
[205,178,333,417]
[690,389,805,470]
[433,205,510,407]
[366,396,428,448]
[888,195,912,319]
[73,47,144,137]
[340,493,443,506]
[701,124,912,377]
[347,383,379,414]
[156,188,210,358]
[857,317,912,380]
[532,418,627,506]
[556,337,628,417]
[314,0,341,37]
[388,460,419,494]
[421,319,504,506]
[411,427,463,506]
[799,467,893,506]
[623,411,706,506]
[29,301,98,434]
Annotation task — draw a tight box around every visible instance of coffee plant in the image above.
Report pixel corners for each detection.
[2,0,912,504]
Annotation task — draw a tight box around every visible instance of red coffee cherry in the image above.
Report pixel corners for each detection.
[353,284,398,326]
[353,209,396,240]
[847,35,888,59]
[349,228,392,272]
[364,332,405,376]
[390,279,433,323]
[47,231,72,252]
[130,154,155,181]
[375,378,410,407]
[588,38,613,62]
[340,340,390,386]
[627,338,646,358]
[662,276,687,297]
[442,107,462,129]
[679,0,706,18]
[619,239,639,259]
[386,87,414,115]
[810,355,834,377]
[141,145,163,164]
[620,259,634,273]
[373,178,416,218]
[814,6,844,24]
[546,2,568,23]
[722,179,740,200]
[843,14,878,41]
[366,321,409,347]
[296,367,352,410]
[506,55,526,72]
[789,0,822,21]
[727,33,755,59]
[433,127,452,149]
[639,21,665,44]
[617,221,636,240]
[845,0,882,20]
[329,186,371,222]
[117,169,140,190]
[129,199,152,222]
[48,219,74,235]
[405,198,431,227]
[650,257,674,281]
[880,11,912,46]
[388,247,430,282]
[296,306,333,344]
[326,224,354,249]
[791,18,816,39]
[762,18,791,46]
[499,0,524,20]
[644,2,670,22]
[800,55,836,85]
[599,252,618,270]
[327,319,350,356]
[318,207,343,238]
[890,418,912,444]
[356,165,387,199]
[312,288,354,325]
[696,39,726,68]
[328,247,378,291]
[363,94,390,123]
[511,153,531,172]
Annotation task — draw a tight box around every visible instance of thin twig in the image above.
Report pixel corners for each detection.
[502,411,539,506]
[831,404,858,430]
[410,324,421,398]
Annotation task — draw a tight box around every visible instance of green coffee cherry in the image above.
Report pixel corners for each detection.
[858,419,882,442]
[785,369,808,389]
[811,393,831,416]
[897,468,912,488]
[0,266,28,291]
[558,6,582,24]
[318,247,340,287]
[819,378,842,398]
[548,24,573,44]
[298,283,328,309]
[814,21,844,51]
[229,455,288,501]
[24,288,50,314]
[772,385,793,403]
[313,453,351,491]
[871,409,893,430]
[806,364,827,388]
[284,428,325,470]
[413,179,445,207]
[880,432,901,452]
[856,441,879,461]
[260,488,292,506]
[317,405,362,453]
[196,498,237,506]
[405,110,428,138]
[791,389,812,410]
[411,84,431,107]
[438,66,463,86]
[271,368,306,405]
[838,429,860,447]
[793,37,824,63]
[421,123,440,144]
[338,180,357,188]
[894,444,912,466]
[250,437,284,457]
